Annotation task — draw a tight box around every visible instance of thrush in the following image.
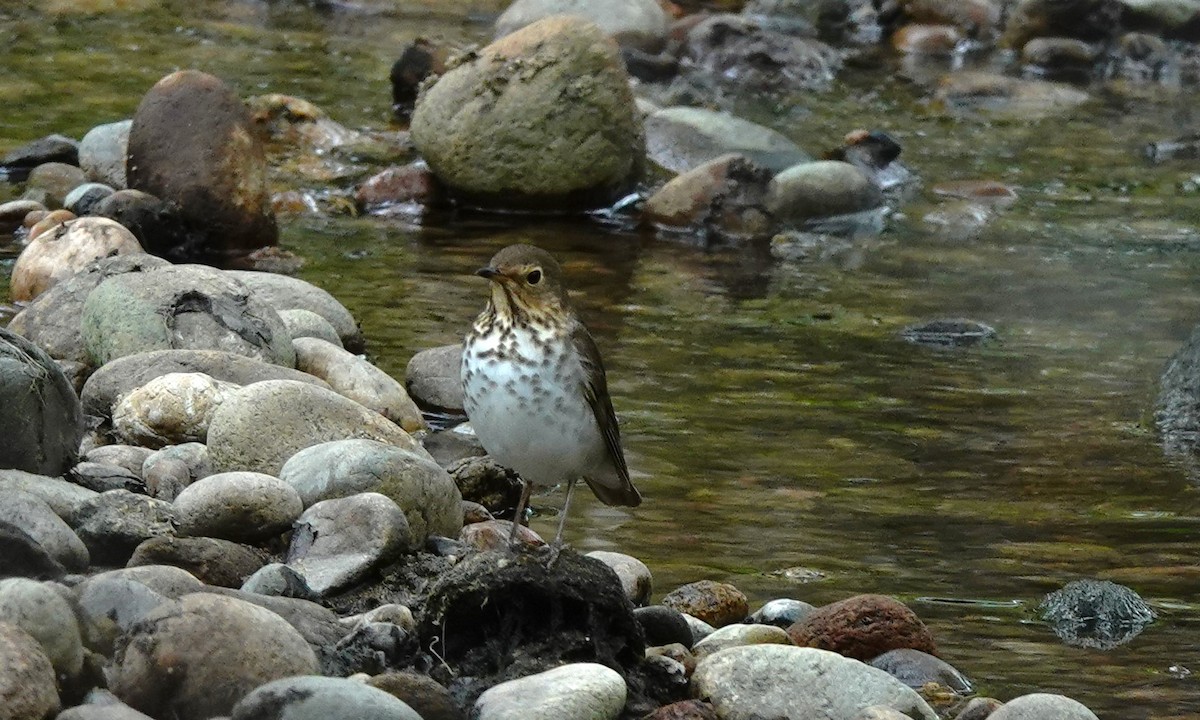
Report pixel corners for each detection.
[461,243,642,547]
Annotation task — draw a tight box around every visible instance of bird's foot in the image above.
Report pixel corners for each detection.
[541,539,570,569]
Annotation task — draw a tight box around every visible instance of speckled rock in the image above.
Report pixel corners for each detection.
[279,308,343,346]
[80,264,295,367]
[786,594,937,661]
[293,337,424,433]
[127,70,277,262]
[286,492,411,596]
[232,675,423,720]
[692,622,792,658]
[108,592,319,720]
[278,438,461,542]
[411,16,644,210]
[0,329,84,476]
[112,372,240,448]
[174,471,303,543]
[644,107,809,174]
[0,621,60,720]
[207,381,425,476]
[766,161,883,225]
[73,489,177,565]
[988,693,1099,720]
[494,0,668,51]
[692,645,937,720]
[459,518,545,550]
[80,119,133,189]
[10,217,143,302]
[6,253,170,366]
[0,578,84,679]
[0,490,89,571]
[128,536,265,588]
[661,580,749,628]
[474,662,627,720]
[587,550,652,606]
[85,444,153,478]
[227,270,363,353]
[405,343,465,413]
[643,153,774,240]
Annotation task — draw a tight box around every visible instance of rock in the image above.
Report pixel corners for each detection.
[459,519,545,550]
[278,439,461,542]
[231,675,423,720]
[891,23,963,54]
[474,662,626,720]
[78,564,204,599]
[0,469,98,523]
[73,489,177,565]
[226,270,363,353]
[418,550,644,704]
[896,0,1002,36]
[1003,0,1123,47]
[6,253,171,366]
[0,622,60,720]
[786,594,937,661]
[661,580,748,628]
[27,208,76,240]
[748,598,815,627]
[23,161,87,208]
[448,455,521,511]
[634,605,694,648]
[1021,37,1100,77]
[1157,322,1200,457]
[0,329,84,476]
[108,592,320,720]
[286,492,411,596]
[684,613,716,644]
[680,14,840,94]
[1039,579,1155,649]
[70,461,145,496]
[127,70,277,262]
[85,445,153,477]
[692,622,792,658]
[851,707,917,720]
[2,134,78,173]
[208,381,426,476]
[356,162,442,210]
[868,648,972,693]
[293,337,424,432]
[405,344,466,413]
[64,182,116,215]
[644,107,809,174]
[93,189,193,259]
[112,372,239,448]
[0,521,67,580]
[81,349,328,421]
[80,119,133,188]
[391,39,450,119]
[956,697,1003,720]
[495,0,668,52]
[199,586,347,658]
[766,161,882,225]
[426,430,487,470]
[367,671,464,720]
[586,551,652,605]
[1123,0,1200,40]
[0,578,84,679]
[280,308,343,346]
[643,153,774,240]
[174,471,303,543]
[80,264,295,367]
[901,319,997,348]
[988,693,1099,720]
[128,536,265,588]
[934,71,1090,118]
[643,699,719,720]
[240,562,316,599]
[692,645,937,720]
[10,216,143,302]
[142,443,211,500]
[57,698,157,720]
[0,199,46,233]
[0,491,89,571]
[411,16,644,210]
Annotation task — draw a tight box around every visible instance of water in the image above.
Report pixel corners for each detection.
[4,2,1200,716]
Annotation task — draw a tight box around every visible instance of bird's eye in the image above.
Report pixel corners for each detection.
[526,268,542,285]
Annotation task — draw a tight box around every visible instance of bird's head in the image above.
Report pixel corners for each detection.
[477,243,571,322]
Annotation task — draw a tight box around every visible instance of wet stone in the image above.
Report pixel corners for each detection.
[786,594,937,661]
[901,319,997,348]
[0,328,85,476]
[644,107,810,174]
[691,622,792,659]
[2,133,78,172]
[0,521,67,580]
[988,693,1099,720]
[227,270,364,353]
[405,343,466,414]
[1039,579,1155,649]
[84,445,153,478]
[661,580,749,628]
[748,598,816,628]
[634,605,694,649]
[869,648,972,693]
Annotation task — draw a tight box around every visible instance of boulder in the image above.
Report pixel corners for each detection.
[644,107,809,174]
[405,343,465,413]
[10,216,143,302]
[0,622,60,720]
[494,0,668,51]
[112,372,239,448]
[293,337,424,432]
[79,119,133,188]
[232,675,423,720]
[474,663,626,720]
[0,329,84,476]
[227,270,363,352]
[765,161,883,224]
[174,471,303,543]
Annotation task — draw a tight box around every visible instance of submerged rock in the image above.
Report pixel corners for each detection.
[869,648,972,693]
[1039,579,1155,649]
[644,153,774,241]
[901,319,997,348]
[766,161,883,225]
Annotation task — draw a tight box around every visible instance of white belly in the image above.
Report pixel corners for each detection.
[462,326,606,487]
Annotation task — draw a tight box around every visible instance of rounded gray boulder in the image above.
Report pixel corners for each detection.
[174,471,303,543]
[766,160,883,224]
[232,675,422,720]
[0,328,84,475]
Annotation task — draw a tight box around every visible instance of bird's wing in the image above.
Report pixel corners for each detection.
[572,321,642,507]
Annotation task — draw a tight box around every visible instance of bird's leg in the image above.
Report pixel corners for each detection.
[507,479,533,548]
[553,478,577,547]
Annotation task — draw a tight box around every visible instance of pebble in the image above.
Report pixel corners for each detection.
[459,519,545,550]
[112,372,239,448]
[587,550,653,606]
[278,438,462,542]
[207,380,425,476]
[748,598,816,628]
[73,489,178,565]
[286,492,411,596]
[85,444,153,477]
[293,336,425,432]
[0,490,90,571]
[174,471,303,543]
[683,613,717,644]
[232,675,423,720]
[128,536,266,588]
[404,343,466,413]
[786,594,938,661]
[988,693,1100,720]
[474,662,627,720]
[79,119,132,188]
[691,622,792,659]
[661,579,749,627]
[0,330,85,476]
[634,605,694,648]
[692,645,937,720]
[68,461,147,494]
[766,161,883,225]
[0,578,85,679]
[0,621,60,720]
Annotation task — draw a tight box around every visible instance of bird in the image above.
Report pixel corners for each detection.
[461,243,641,548]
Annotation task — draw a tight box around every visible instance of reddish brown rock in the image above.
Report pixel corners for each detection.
[356,163,441,210]
[127,70,277,263]
[786,594,937,661]
[660,580,748,628]
[459,519,545,551]
[27,209,75,240]
[931,179,1018,207]
[645,153,773,240]
[643,699,720,720]
[891,24,963,55]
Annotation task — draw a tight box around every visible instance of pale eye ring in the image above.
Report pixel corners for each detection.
[526,268,542,285]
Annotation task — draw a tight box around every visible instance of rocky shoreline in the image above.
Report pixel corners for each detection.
[1,0,1192,718]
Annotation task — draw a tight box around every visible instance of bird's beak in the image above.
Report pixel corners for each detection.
[476,266,499,280]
